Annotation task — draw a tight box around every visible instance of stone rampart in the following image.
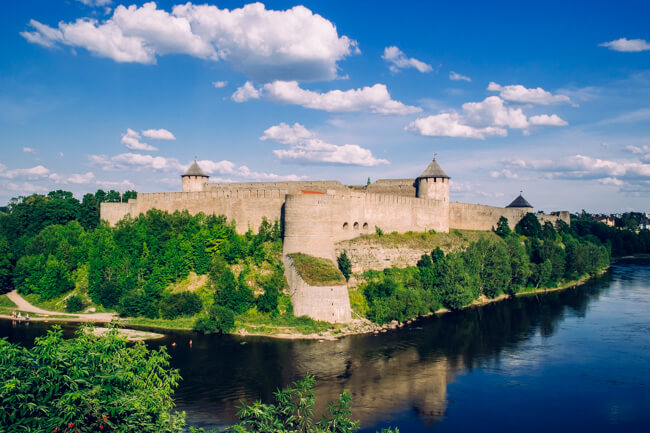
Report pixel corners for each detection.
[282,191,449,261]
[283,255,351,323]
[449,202,570,231]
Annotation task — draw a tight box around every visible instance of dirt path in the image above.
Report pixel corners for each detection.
[5,290,116,322]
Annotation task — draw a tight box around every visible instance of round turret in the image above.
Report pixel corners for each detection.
[181,160,209,192]
[415,158,450,202]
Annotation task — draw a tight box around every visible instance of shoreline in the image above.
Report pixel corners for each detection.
[1,265,611,341]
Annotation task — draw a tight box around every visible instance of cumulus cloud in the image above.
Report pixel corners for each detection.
[96,179,136,190]
[450,180,504,198]
[500,154,650,194]
[231,81,261,102]
[121,128,157,151]
[89,152,301,181]
[529,114,568,126]
[261,122,389,166]
[487,82,574,105]
[405,112,507,139]
[65,172,95,184]
[407,95,568,139]
[234,80,420,115]
[23,147,36,154]
[0,164,51,179]
[75,0,113,6]
[490,169,520,179]
[382,46,432,73]
[21,2,358,81]
[212,80,228,88]
[142,128,175,140]
[449,71,471,82]
[599,38,650,52]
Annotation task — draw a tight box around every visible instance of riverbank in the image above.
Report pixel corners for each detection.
[0,266,610,341]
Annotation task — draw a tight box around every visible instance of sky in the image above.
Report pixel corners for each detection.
[1,0,650,213]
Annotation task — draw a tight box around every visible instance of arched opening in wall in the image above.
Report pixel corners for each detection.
[353,222,359,230]
[343,222,349,230]
[363,222,369,230]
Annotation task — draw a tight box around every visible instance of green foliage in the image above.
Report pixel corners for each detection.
[229,374,361,433]
[0,235,13,292]
[288,253,346,286]
[0,326,184,432]
[515,213,543,238]
[375,226,384,236]
[337,251,352,281]
[65,294,84,312]
[257,270,282,314]
[159,291,203,319]
[495,216,511,238]
[194,304,235,334]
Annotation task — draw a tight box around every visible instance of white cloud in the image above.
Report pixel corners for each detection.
[142,128,175,140]
[450,180,504,198]
[88,152,301,181]
[23,147,36,154]
[407,95,568,139]
[487,82,573,105]
[0,164,51,179]
[232,81,261,102]
[66,172,95,184]
[529,114,568,126]
[235,80,421,115]
[96,179,135,190]
[449,71,471,82]
[462,96,529,129]
[599,38,650,52]
[22,2,358,81]
[502,155,650,181]
[405,112,507,139]
[121,128,157,151]
[598,177,624,186]
[382,46,432,73]
[75,0,113,6]
[490,169,519,179]
[261,122,389,166]
[212,80,228,88]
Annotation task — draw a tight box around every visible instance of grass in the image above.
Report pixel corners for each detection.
[23,292,110,314]
[168,272,208,294]
[288,253,346,286]
[122,316,196,331]
[0,294,16,308]
[237,307,334,335]
[341,229,500,253]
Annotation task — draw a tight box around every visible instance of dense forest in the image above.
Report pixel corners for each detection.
[1,190,649,330]
[348,213,649,324]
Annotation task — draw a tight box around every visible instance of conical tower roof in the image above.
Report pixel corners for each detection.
[506,194,533,208]
[182,160,208,177]
[417,158,449,179]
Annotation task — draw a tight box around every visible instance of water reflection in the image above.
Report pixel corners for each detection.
[3,259,648,432]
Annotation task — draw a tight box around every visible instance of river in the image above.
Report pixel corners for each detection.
[2,258,649,432]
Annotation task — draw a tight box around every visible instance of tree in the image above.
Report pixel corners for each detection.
[515,213,542,238]
[0,235,12,292]
[495,216,511,237]
[0,326,184,432]
[337,251,352,281]
[194,304,235,334]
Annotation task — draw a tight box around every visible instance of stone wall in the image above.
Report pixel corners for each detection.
[365,178,417,196]
[283,255,351,323]
[203,180,346,193]
[282,191,449,261]
[449,202,569,231]
[335,241,437,273]
[101,191,285,233]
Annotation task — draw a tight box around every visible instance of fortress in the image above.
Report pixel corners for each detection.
[101,159,569,323]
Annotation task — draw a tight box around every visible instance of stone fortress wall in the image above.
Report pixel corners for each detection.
[100,159,570,323]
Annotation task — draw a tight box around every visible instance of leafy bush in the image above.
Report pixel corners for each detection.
[159,291,203,319]
[193,304,235,334]
[0,326,184,432]
[65,294,84,312]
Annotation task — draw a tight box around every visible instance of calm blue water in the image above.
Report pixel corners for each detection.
[3,258,650,432]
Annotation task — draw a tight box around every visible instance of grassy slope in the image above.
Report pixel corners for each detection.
[344,229,500,252]
[288,253,346,286]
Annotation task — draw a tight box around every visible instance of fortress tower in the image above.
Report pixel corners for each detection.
[181,160,209,192]
[415,158,450,201]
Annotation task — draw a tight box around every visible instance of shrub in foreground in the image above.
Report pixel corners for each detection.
[65,293,84,312]
[0,326,184,432]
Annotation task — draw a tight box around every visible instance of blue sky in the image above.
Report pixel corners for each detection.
[1,0,649,213]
